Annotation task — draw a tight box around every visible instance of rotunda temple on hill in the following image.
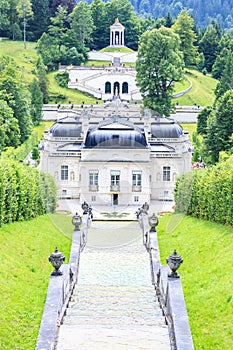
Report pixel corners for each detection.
[64,18,140,101]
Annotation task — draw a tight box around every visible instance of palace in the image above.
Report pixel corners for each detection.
[40,100,193,206]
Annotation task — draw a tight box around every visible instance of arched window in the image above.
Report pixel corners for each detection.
[105,81,111,94]
[122,82,128,94]
[113,81,120,96]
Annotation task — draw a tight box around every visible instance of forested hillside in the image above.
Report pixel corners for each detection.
[97,0,233,29]
[129,0,233,29]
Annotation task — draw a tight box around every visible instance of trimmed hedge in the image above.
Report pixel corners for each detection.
[1,131,38,162]
[0,160,57,226]
[174,155,233,226]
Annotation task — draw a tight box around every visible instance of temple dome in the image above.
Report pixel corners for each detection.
[50,116,82,138]
[84,118,147,148]
[151,117,183,138]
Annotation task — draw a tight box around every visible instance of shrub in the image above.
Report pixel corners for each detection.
[54,72,69,88]
[0,160,57,226]
[174,155,233,225]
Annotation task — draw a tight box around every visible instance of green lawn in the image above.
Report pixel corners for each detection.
[174,76,191,93]
[47,71,99,104]
[181,123,197,139]
[174,69,218,106]
[1,40,38,83]
[0,213,73,349]
[158,214,233,350]
[100,46,134,53]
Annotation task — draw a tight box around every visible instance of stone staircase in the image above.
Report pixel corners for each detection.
[56,221,170,350]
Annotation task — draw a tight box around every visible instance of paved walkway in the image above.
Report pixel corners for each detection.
[56,221,170,349]
[57,199,174,221]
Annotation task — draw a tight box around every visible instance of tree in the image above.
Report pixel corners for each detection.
[0,56,31,143]
[199,24,221,72]
[48,5,69,51]
[197,106,213,135]
[28,0,50,41]
[37,6,87,69]
[49,0,76,17]
[90,0,107,50]
[203,91,233,163]
[136,26,184,116]
[172,9,198,67]
[203,113,219,164]
[165,12,174,28]
[0,100,20,152]
[16,0,33,49]
[214,51,233,101]
[69,2,94,46]
[0,0,10,35]
[36,57,49,104]
[29,78,43,126]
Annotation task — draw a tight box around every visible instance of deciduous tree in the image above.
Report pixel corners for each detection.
[136,26,184,116]
[69,2,94,47]
[172,9,198,67]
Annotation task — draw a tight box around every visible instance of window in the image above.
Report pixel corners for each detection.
[132,171,142,186]
[134,196,139,202]
[164,190,169,199]
[61,165,68,180]
[163,166,171,181]
[62,189,67,195]
[89,170,98,186]
[111,170,120,186]
[105,81,111,94]
[122,82,128,94]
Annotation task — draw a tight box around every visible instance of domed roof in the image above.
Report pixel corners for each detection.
[151,117,183,138]
[110,18,125,28]
[84,118,147,149]
[50,116,82,138]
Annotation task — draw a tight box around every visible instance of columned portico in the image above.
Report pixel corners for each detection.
[110,18,125,47]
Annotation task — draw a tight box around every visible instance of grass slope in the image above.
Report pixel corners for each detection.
[0,213,73,349]
[47,71,98,104]
[100,46,134,53]
[158,214,233,350]
[174,70,218,106]
[1,40,38,83]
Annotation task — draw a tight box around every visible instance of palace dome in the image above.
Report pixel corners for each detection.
[151,117,183,139]
[50,116,82,138]
[84,118,147,148]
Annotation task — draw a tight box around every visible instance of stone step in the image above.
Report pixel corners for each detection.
[57,325,170,350]
[65,284,166,327]
[63,315,166,327]
[68,301,156,310]
[65,307,162,318]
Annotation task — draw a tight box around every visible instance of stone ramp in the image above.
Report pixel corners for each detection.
[56,222,170,350]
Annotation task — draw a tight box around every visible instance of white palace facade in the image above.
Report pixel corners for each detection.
[40,100,193,206]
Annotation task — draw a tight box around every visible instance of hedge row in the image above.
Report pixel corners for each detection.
[0,160,57,226]
[1,131,38,162]
[174,155,233,226]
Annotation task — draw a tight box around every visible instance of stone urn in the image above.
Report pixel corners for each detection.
[149,213,159,232]
[48,247,65,276]
[166,249,183,278]
[72,212,82,231]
